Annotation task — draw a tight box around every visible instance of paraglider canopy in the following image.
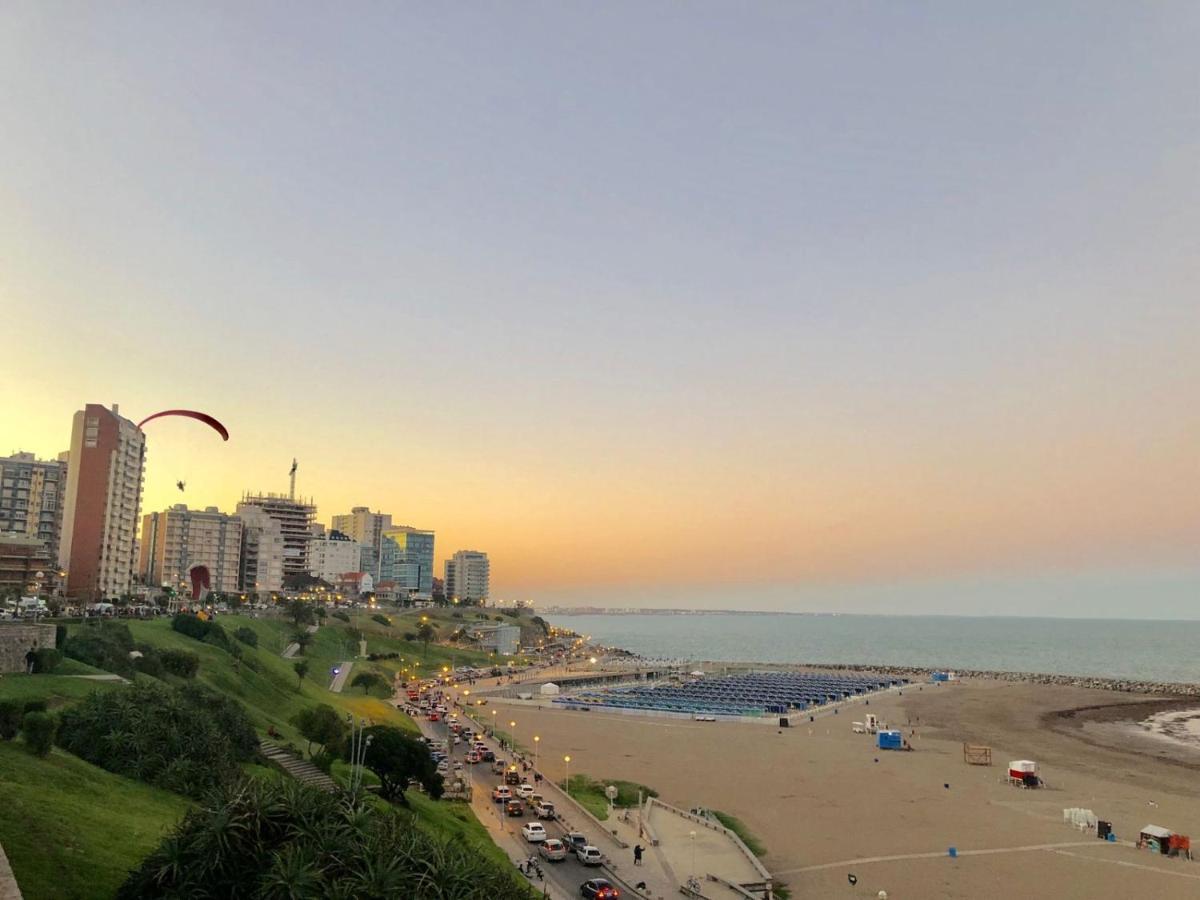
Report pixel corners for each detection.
[137,409,229,441]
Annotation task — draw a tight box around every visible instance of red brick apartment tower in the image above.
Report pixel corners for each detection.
[58,404,146,601]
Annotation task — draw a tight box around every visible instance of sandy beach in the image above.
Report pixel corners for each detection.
[491,677,1200,898]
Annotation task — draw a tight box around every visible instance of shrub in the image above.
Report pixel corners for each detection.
[62,625,134,676]
[160,649,199,679]
[57,682,257,798]
[172,613,229,649]
[331,610,350,623]
[371,613,391,628]
[234,626,259,647]
[31,648,62,674]
[23,700,48,714]
[117,779,530,900]
[201,625,231,650]
[403,632,416,641]
[54,623,68,647]
[133,652,164,677]
[0,700,23,740]
[451,611,463,619]
[21,711,56,757]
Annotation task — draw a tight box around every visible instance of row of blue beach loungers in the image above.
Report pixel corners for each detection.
[553,672,909,717]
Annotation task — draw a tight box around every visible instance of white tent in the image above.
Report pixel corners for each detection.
[539,682,560,696]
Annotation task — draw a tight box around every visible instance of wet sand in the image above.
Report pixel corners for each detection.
[491,679,1200,898]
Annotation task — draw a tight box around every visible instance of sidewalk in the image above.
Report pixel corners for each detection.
[329,661,353,692]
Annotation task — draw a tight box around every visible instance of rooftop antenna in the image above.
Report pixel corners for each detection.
[289,458,298,500]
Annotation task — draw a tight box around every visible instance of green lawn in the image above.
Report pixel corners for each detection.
[0,742,188,900]
[561,774,658,821]
[0,673,124,709]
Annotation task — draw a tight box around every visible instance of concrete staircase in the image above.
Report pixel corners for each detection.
[259,740,339,793]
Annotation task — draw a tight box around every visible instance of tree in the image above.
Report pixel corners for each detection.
[21,711,56,757]
[287,598,315,627]
[118,778,532,900]
[293,630,313,655]
[353,726,443,805]
[291,704,347,756]
[293,660,309,690]
[350,671,383,695]
[415,622,436,658]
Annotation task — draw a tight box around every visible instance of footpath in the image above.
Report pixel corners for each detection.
[0,841,22,900]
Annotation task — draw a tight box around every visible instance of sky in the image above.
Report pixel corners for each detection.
[2,3,1197,616]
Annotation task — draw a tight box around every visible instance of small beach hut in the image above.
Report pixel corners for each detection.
[878,730,903,750]
[1008,759,1039,787]
[1140,825,1172,854]
[539,682,560,696]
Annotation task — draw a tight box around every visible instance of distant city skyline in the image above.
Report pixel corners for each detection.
[3,5,1197,616]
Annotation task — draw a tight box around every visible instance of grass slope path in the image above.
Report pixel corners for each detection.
[259,739,338,793]
[0,841,21,900]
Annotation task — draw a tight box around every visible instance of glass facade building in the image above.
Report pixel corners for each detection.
[379,526,435,598]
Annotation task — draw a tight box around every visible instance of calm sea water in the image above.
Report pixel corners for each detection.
[549,614,1200,684]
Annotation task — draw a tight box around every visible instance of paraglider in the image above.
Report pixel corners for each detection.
[176,480,186,492]
[136,409,229,441]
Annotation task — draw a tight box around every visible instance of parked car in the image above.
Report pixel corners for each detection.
[575,845,603,866]
[505,799,525,817]
[534,801,556,820]
[580,879,619,899]
[515,783,535,799]
[491,786,512,803]
[538,838,568,861]
[521,822,547,842]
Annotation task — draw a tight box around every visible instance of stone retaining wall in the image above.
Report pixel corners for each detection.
[0,623,56,674]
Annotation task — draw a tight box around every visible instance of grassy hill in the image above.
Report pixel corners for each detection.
[0,742,188,900]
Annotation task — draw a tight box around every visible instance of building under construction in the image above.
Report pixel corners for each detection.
[237,492,316,577]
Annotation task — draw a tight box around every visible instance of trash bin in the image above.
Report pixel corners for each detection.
[1097,821,1112,840]
[779,717,789,728]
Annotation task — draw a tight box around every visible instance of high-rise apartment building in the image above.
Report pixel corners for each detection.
[330,507,392,577]
[59,404,146,600]
[236,505,285,593]
[139,505,243,594]
[379,525,435,599]
[237,493,315,577]
[445,550,490,605]
[307,526,362,582]
[0,452,67,566]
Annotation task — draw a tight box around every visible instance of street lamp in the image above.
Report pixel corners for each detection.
[533,734,540,771]
[563,755,571,795]
[690,830,697,881]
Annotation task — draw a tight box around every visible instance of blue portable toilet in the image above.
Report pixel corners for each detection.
[878,730,903,750]
[931,672,950,683]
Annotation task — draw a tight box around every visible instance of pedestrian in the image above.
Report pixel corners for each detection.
[25,643,37,674]
[634,844,644,866]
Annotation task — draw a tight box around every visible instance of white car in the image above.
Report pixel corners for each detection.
[575,845,604,866]
[515,783,535,799]
[491,786,512,803]
[521,822,547,843]
[538,837,567,861]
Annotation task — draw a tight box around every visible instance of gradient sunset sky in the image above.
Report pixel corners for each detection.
[2,4,1197,616]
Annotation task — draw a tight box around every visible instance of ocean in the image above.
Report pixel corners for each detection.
[547,614,1200,684]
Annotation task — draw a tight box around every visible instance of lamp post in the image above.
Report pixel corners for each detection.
[509,720,516,754]
[690,830,697,882]
[533,734,540,771]
[563,754,571,796]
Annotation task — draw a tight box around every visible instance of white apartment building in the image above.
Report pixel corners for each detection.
[237,493,315,576]
[139,505,242,594]
[236,505,285,593]
[307,526,362,582]
[445,549,490,605]
[59,403,146,600]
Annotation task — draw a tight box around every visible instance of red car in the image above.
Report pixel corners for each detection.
[428,712,440,722]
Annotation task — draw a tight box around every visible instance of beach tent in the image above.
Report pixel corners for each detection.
[1008,760,1038,780]
[1140,825,1172,854]
[878,730,903,750]
[539,682,560,696]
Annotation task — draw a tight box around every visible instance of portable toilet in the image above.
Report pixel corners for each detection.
[931,672,950,683]
[878,730,903,750]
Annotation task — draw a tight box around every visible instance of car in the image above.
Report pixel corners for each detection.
[515,783,535,799]
[521,822,547,842]
[505,799,525,817]
[504,769,521,785]
[452,735,461,744]
[491,760,507,775]
[575,845,603,866]
[580,879,619,899]
[534,801,556,819]
[491,786,512,803]
[564,832,588,851]
[465,750,481,764]
[538,838,568,861]
[428,712,440,722]
[481,749,495,762]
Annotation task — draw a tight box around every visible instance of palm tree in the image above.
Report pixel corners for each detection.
[293,660,309,690]
[415,622,436,658]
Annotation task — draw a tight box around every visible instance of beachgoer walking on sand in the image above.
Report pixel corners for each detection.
[634,844,644,865]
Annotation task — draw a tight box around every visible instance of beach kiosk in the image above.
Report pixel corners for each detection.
[878,730,903,750]
[539,682,560,697]
[1008,759,1040,787]
[1139,825,1173,854]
